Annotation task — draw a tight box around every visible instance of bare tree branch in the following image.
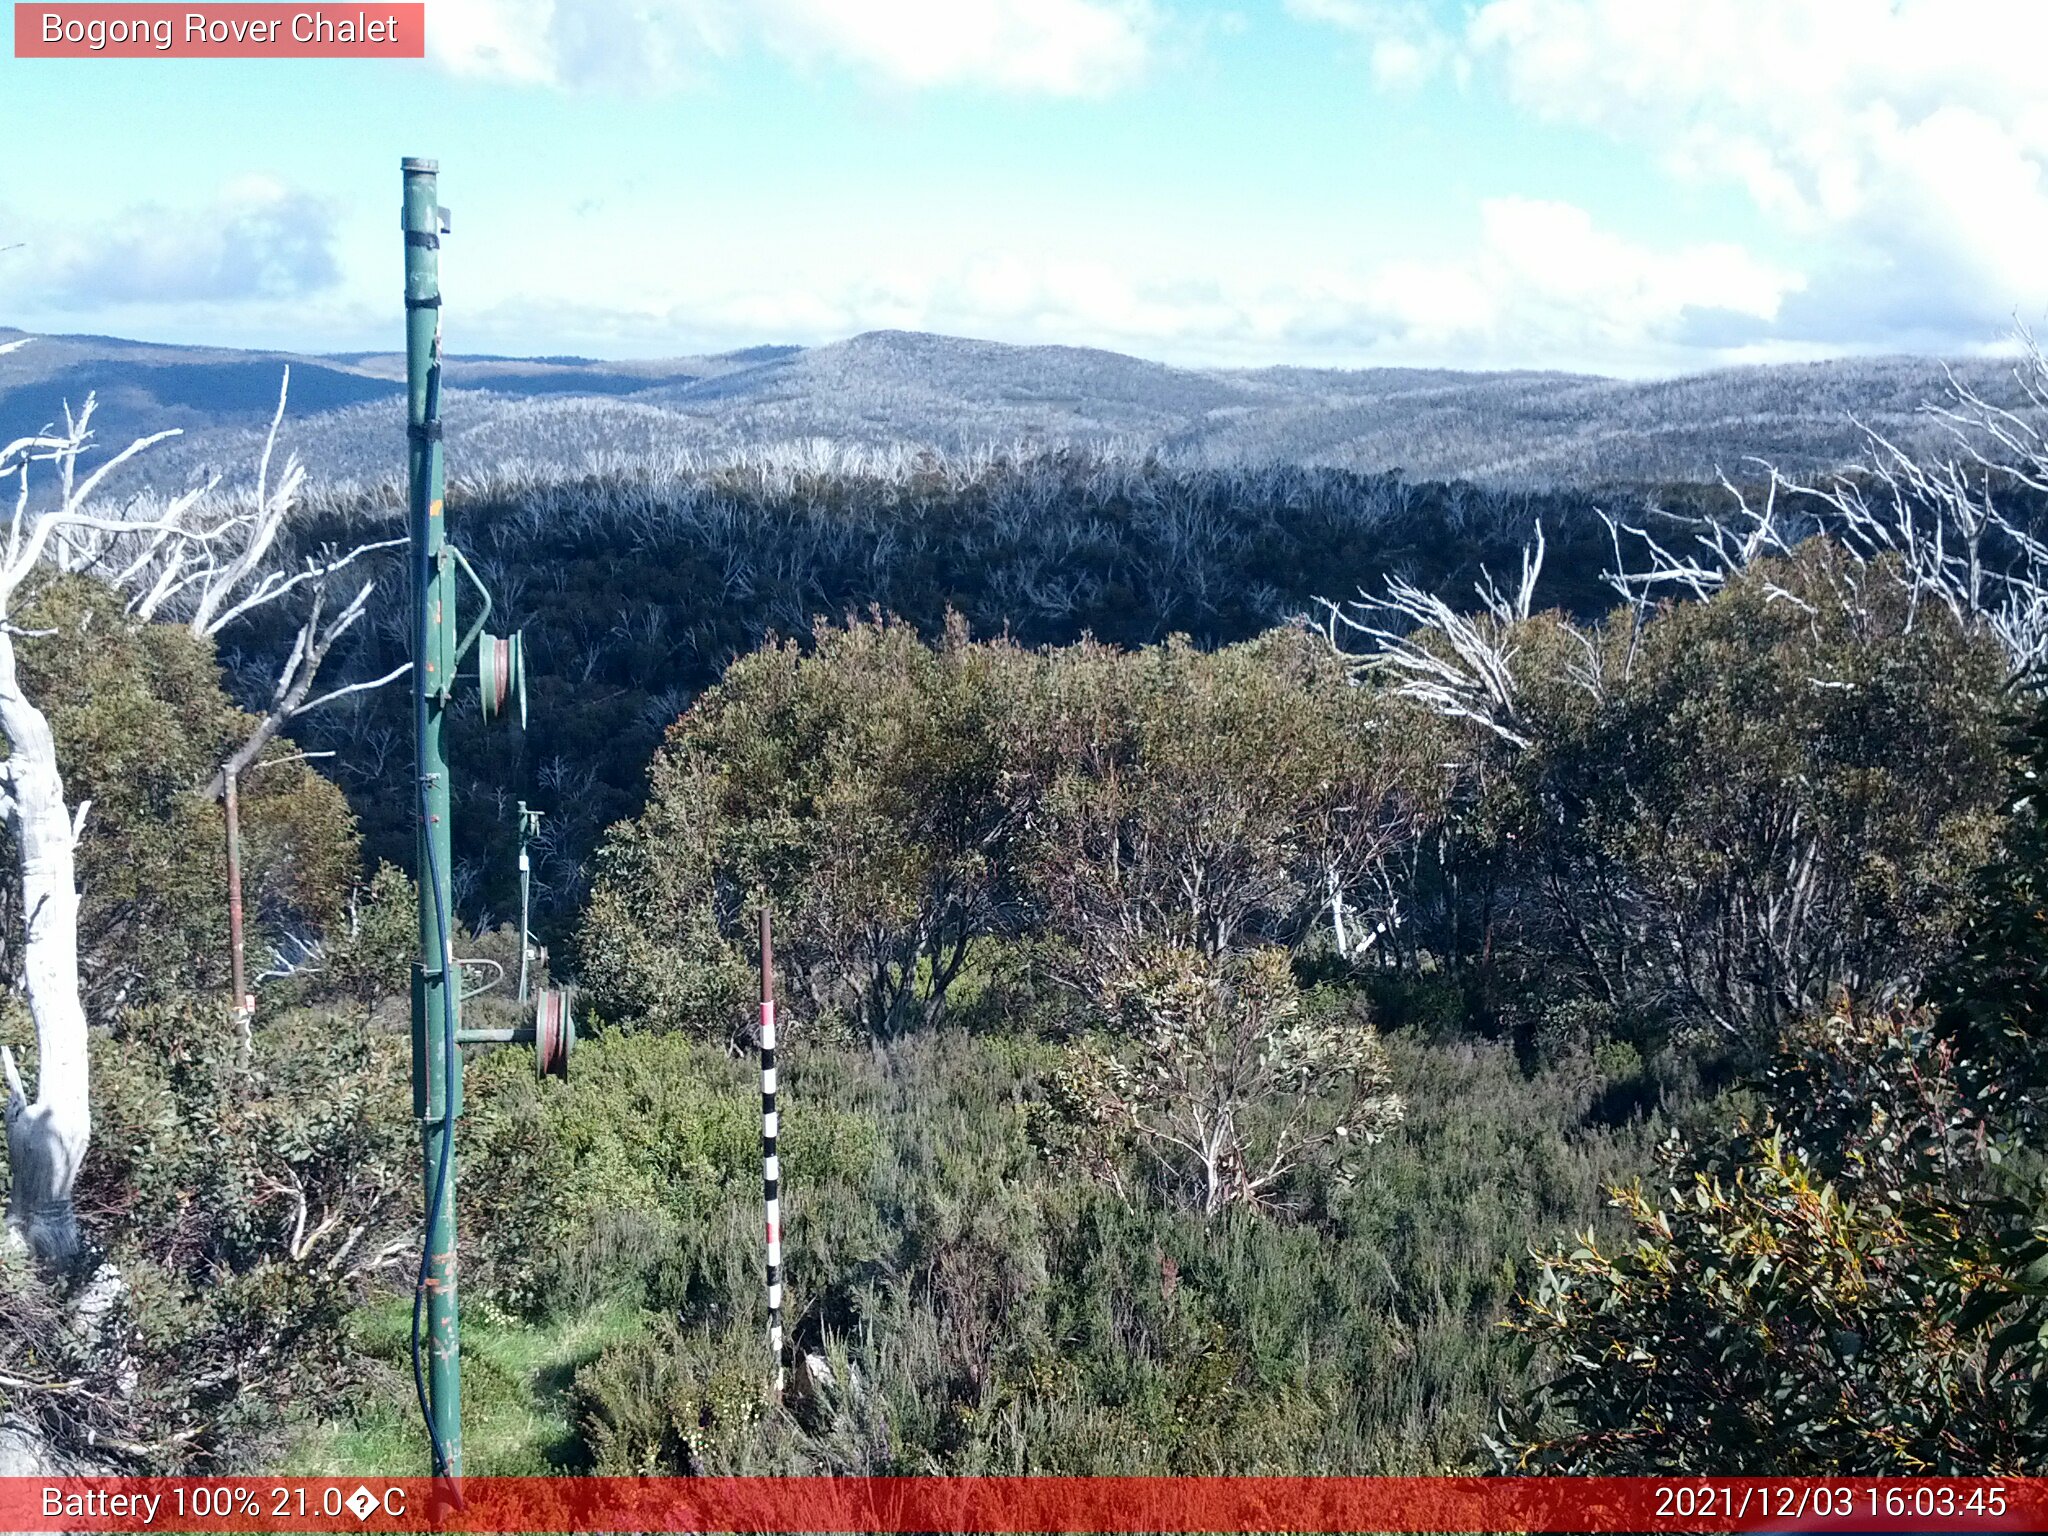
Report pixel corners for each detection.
[1321,519,1546,749]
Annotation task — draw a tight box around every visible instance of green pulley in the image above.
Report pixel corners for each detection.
[478,630,527,729]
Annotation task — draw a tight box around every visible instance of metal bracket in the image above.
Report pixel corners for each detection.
[456,957,504,1002]
[453,987,574,1079]
[445,544,494,672]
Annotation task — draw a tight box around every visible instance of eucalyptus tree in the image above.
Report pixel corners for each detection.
[0,388,219,1266]
[1321,361,2041,1045]
[0,370,400,1268]
[1012,632,1438,1216]
[1498,606,2048,1476]
[170,374,409,805]
[1043,944,1405,1216]
[581,614,1024,1040]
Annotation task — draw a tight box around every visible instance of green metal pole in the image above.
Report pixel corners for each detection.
[403,156,462,1482]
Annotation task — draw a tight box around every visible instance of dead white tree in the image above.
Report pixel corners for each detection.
[60,373,409,1021]
[70,372,410,800]
[1319,519,1545,749]
[0,373,403,1266]
[0,405,239,1266]
[1336,335,2048,757]
[1595,340,2048,675]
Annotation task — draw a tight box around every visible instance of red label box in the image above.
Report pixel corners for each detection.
[2,1476,2046,1534]
[13,4,425,57]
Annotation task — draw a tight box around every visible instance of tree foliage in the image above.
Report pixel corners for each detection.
[258,456,1635,946]
[1498,1003,2029,1473]
[0,573,405,1468]
[0,575,358,1019]
[1012,630,1446,973]
[1044,949,1404,1215]
[1499,542,2006,1047]
[1497,679,2048,1474]
[579,615,1019,1040]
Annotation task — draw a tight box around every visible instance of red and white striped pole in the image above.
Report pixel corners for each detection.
[760,906,785,1401]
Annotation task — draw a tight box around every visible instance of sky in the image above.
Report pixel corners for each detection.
[3,0,2046,377]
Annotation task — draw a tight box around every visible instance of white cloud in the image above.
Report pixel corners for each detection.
[1,169,1802,374]
[1461,0,2048,348]
[445,194,1798,374]
[16,178,340,308]
[1276,0,2048,354]
[428,0,564,85]
[426,0,739,89]
[1284,0,1463,89]
[1355,197,1798,363]
[426,0,1154,94]
[756,0,1151,94]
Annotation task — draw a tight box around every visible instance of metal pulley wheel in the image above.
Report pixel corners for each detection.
[534,985,575,1080]
[478,630,527,728]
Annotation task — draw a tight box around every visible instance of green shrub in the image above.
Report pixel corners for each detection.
[1498,1004,2036,1474]
[0,998,416,1468]
[578,617,1020,1040]
[539,1028,1649,1474]
[460,1030,878,1316]
[1,574,360,1020]
[570,1319,776,1474]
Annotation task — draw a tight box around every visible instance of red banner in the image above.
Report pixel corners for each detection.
[13,5,424,58]
[0,1477,2044,1533]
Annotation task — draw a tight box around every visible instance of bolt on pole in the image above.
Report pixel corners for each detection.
[403,154,463,1483]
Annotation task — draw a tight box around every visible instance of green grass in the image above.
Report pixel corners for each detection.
[285,1294,646,1475]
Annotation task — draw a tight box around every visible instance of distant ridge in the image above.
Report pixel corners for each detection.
[0,325,2025,492]
[712,345,803,364]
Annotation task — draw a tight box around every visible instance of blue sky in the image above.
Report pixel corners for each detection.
[2,0,2042,375]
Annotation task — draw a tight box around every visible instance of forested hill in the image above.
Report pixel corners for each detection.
[0,324,2026,491]
[240,452,1666,945]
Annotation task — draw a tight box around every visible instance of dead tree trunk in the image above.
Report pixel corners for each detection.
[0,628,90,1269]
[0,369,399,1270]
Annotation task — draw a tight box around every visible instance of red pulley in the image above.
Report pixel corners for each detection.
[534,985,575,1080]
[478,630,526,728]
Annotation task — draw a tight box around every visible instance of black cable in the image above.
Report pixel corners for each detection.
[408,346,459,1488]
[410,756,457,1484]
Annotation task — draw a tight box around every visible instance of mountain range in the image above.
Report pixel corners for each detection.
[0,325,2022,493]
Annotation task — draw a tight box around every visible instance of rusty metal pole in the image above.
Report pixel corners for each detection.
[760,906,785,1401]
[224,765,248,1035]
